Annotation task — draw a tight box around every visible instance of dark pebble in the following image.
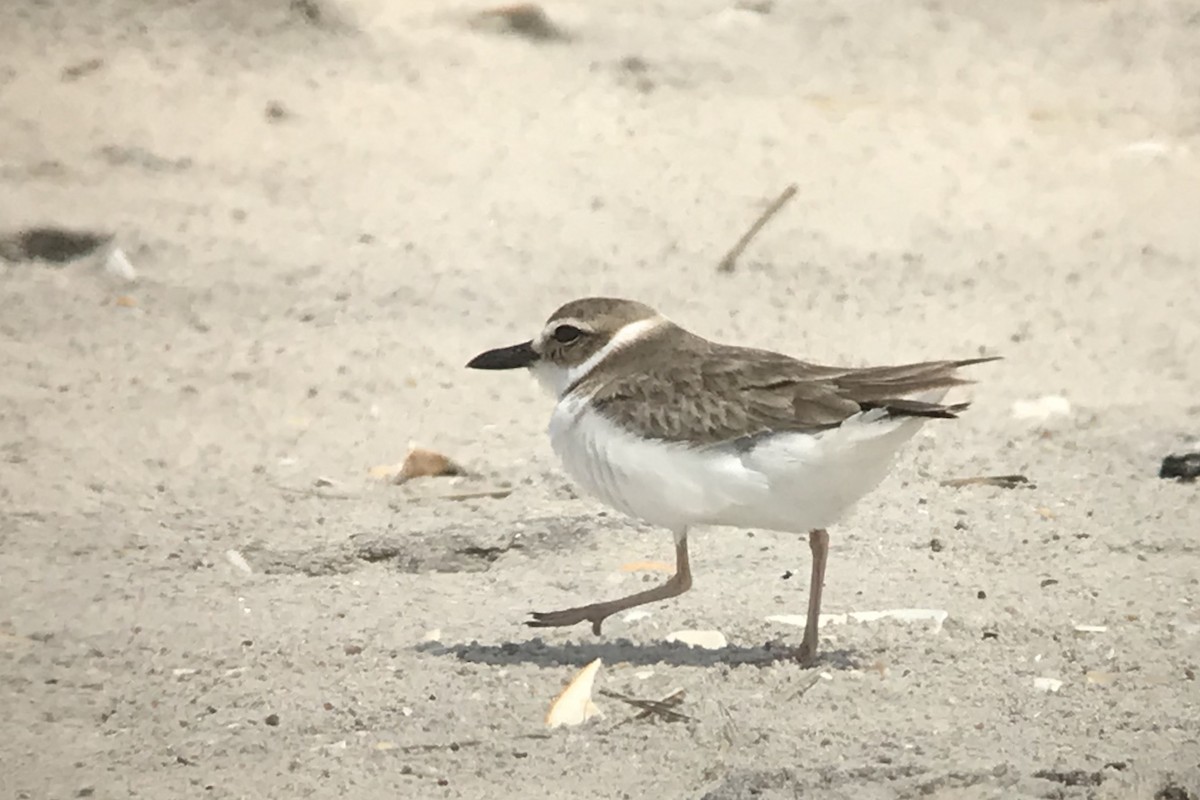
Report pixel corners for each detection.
[1160,453,1200,483]
[264,713,280,727]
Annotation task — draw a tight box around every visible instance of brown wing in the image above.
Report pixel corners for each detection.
[586,334,997,445]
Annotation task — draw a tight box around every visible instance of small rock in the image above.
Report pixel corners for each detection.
[343,643,363,655]
[930,538,944,552]
[1159,452,1200,483]
[470,3,568,40]
[1033,677,1063,693]
[264,713,280,726]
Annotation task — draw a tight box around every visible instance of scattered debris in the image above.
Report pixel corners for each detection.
[621,609,652,623]
[61,58,104,81]
[288,0,355,31]
[602,687,690,724]
[717,183,798,272]
[939,474,1033,490]
[434,489,513,501]
[224,550,254,575]
[1033,768,1105,788]
[274,483,357,500]
[98,145,192,172]
[666,630,728,650]
[394,446,466,484]
[0,226,111,263]
[786,671,823,701]
[471,4,569,41]
[614,55,656,93]
[545,658,602,729]
[1012,395,1071,421]
[264,101,290,122]
[1160,452,1200,483]
[1154,781,1197,800]
[1032,677,1063,693]
[771,608,948,633]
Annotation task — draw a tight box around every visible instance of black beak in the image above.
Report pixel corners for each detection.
[466,340,539,370]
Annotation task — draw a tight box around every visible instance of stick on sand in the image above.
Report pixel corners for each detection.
[717,183,798,272]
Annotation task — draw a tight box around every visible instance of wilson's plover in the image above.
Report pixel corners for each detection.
[467,297,996,664]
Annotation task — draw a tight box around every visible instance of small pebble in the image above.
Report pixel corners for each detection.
[264,713,280,726]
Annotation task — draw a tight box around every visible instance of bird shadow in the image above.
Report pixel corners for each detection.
[415,637,863,670]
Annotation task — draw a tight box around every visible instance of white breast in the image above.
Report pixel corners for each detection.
[547,395,930,534]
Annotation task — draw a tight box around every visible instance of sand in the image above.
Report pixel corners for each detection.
[2,1,1199,797]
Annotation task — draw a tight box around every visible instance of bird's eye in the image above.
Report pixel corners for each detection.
[552,325,583,344]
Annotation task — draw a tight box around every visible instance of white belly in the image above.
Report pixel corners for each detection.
[548,396,928,534]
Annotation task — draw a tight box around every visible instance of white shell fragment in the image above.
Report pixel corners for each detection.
[1011,395,1071,421]
[1073,624,1108,634]
[1033,677,1064,693]
[666,630,728,650]
[104,246,137,282]
[768,608,948,633]
[224,549,253,575]
[545,658,603,729]
[622,609,653,623]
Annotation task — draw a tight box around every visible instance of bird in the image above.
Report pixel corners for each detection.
[466,297,996,664]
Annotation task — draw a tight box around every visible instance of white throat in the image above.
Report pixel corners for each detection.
[532,316,665,399]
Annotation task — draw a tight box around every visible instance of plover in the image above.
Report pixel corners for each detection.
[467,298,996,663]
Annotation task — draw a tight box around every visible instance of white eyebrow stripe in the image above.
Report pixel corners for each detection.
[561,316,665,395]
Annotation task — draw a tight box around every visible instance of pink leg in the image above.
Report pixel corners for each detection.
[797,528,829,665]
[528,531,693,635]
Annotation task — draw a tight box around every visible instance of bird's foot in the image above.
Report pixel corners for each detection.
[527,605,611,636]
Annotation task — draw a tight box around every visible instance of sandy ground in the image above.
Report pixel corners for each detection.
[2,0,1200,797]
